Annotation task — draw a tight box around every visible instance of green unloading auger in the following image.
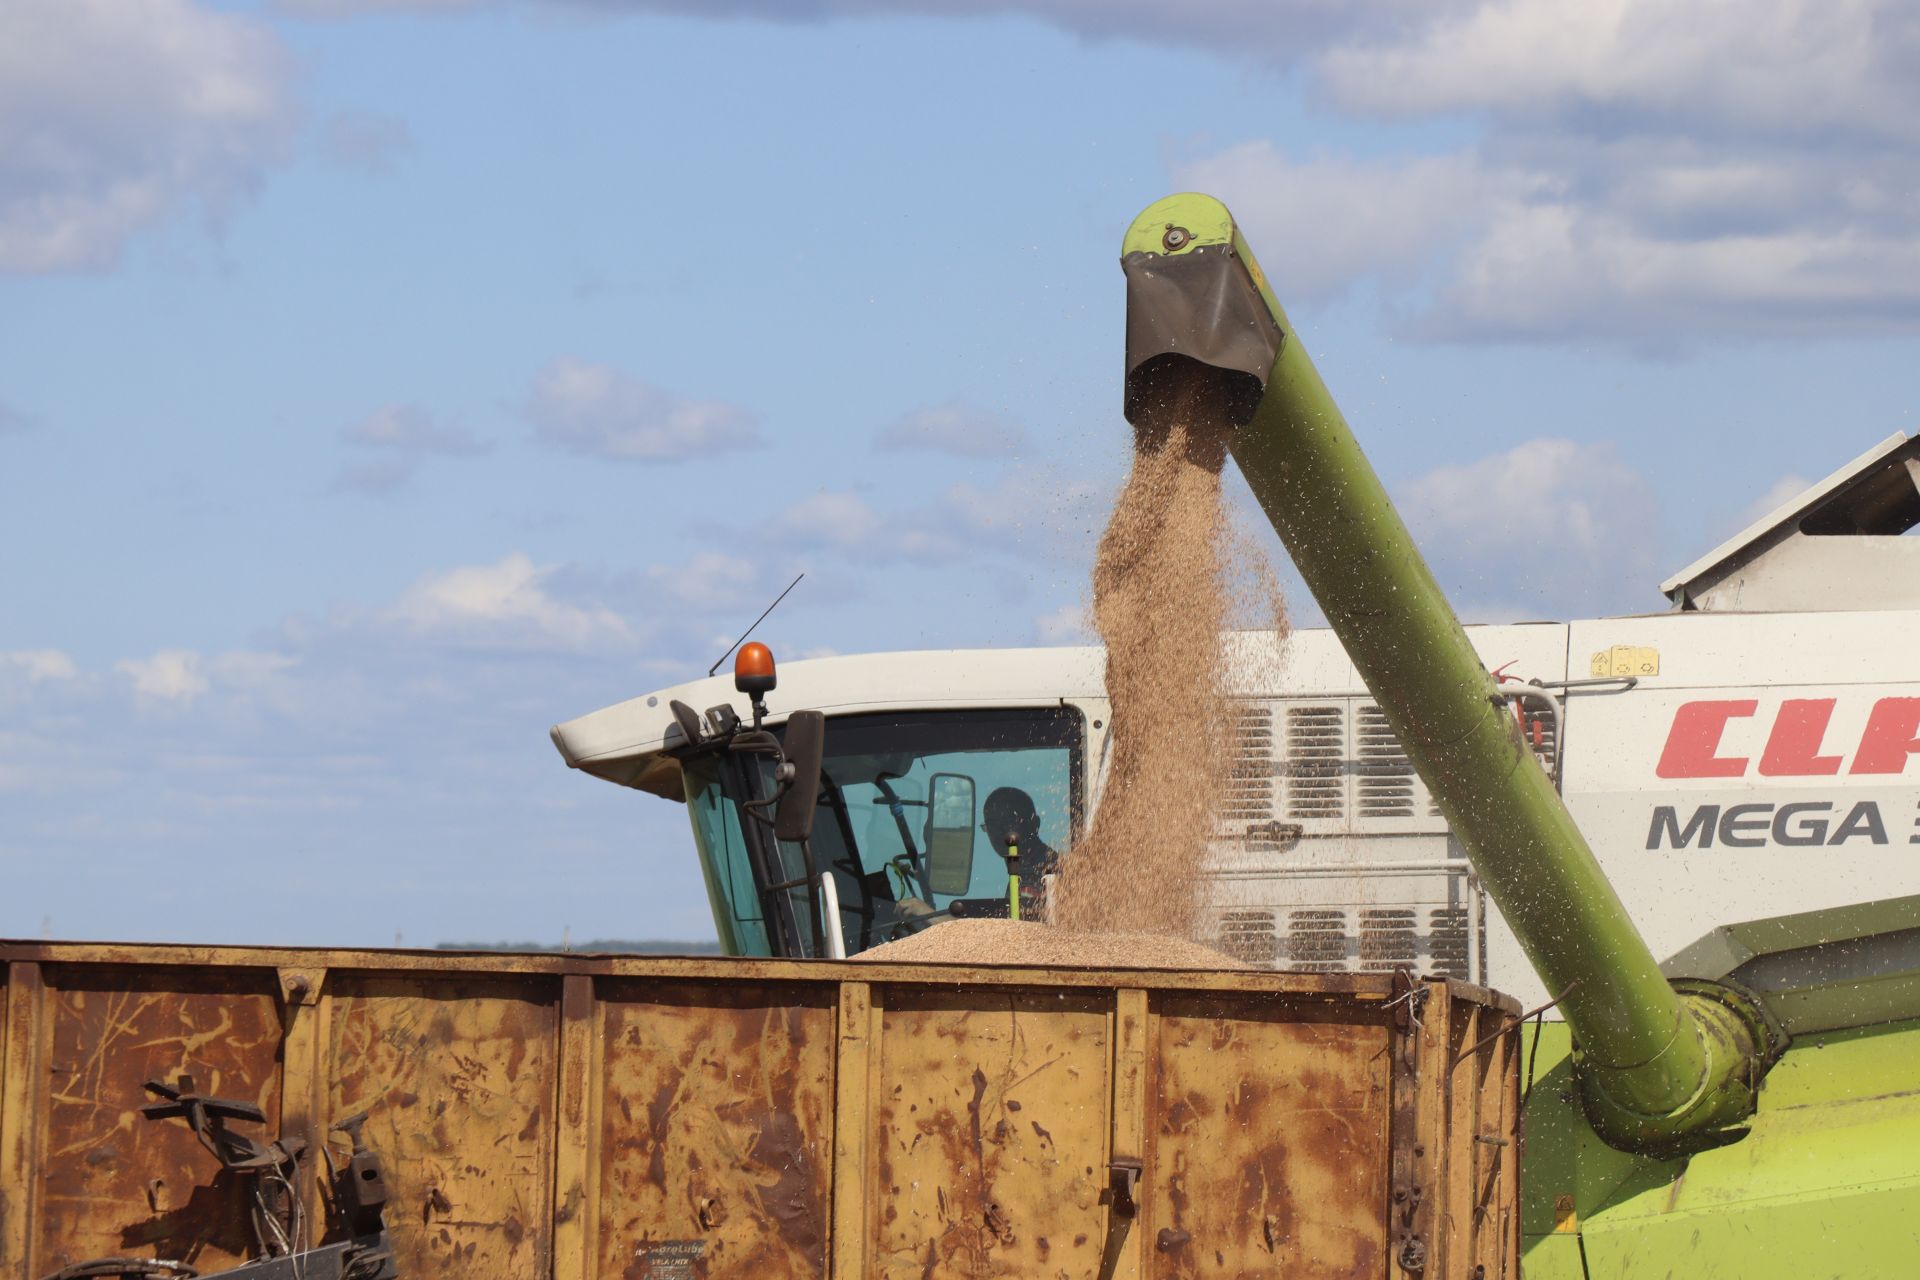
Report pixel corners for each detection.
[1121,193,1778,1154]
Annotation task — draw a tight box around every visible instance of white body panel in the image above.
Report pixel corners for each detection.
[553,607,1920,1007]
[1545,610,1920,1009]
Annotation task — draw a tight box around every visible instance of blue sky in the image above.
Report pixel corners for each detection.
[5,0,1918,946]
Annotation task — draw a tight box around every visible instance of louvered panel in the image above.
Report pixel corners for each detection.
[1282,704,1346,823]
[1220,704,1276,823]
[1284,908,1350,972]
[1427,908,1471,978]
[1354,705,1417,818]
[1201,893,1483,981]
[1357,907,1419,965]
[1215,909,1280,966]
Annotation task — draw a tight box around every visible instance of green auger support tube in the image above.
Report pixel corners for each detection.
[1120,193,1780,1154]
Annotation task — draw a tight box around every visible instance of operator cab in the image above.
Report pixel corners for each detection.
[552,645,1094,959]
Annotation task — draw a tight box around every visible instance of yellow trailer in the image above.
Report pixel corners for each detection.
[2,942,1519,1278]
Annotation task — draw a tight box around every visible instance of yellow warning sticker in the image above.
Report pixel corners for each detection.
[1553,1193,1579,1234]
[1590,645,1660,678]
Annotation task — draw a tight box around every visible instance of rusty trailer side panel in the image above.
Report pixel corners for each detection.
[1,943,1519,1279]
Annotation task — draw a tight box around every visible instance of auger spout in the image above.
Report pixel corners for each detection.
[1121,192,1776,1153]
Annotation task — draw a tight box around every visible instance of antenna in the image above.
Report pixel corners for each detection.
[708,572,805,677]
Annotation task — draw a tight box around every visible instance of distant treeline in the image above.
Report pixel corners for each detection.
[435,939,725,955]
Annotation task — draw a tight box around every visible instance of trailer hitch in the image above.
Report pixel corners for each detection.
[39,1083,400,1280]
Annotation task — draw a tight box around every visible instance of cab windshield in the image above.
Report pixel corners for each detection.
[684,707,1083,957]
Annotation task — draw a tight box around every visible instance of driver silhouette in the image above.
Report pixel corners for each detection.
[982,786,1059,891]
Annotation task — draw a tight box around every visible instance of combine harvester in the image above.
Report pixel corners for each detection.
[551,194,1920,1275]
[3,196,1914,1277]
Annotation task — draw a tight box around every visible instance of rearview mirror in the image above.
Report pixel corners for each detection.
[774,711,826,843]
[925,772,976,896]
[667,699,705,749]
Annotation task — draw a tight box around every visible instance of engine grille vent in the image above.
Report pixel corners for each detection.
[1215,909,1280,965]
[1284,705,1345,821]
[1221,705,1276,823]
[1428,908,1470,978]
[1285,908,1350,971]
[1206,902,1480,978]
[1355,706,1418,818]
[1358,907,1419,965]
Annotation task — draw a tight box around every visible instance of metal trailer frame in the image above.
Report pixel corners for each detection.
[2,941,1519,1279]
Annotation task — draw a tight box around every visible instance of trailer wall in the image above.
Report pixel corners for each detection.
[2,944,1518,1278]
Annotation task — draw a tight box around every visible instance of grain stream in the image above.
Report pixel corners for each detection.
[1047,367,1284,941]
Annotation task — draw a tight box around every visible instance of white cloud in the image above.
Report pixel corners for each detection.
[1170,1,1920,342]
[212,651,300,686]
[334,403,489,493]
[0,0,292,272]
[522,357,762,462]
[645,551,767,610]
[1425,182,1920,342]
[1318,1,1920,143]
[874,402,1028,457]
[388,552,635,651]
[278,0,486,12]
[1397,438,1662,615]
[1173,144,1501,304]
[767,491,887,552]
[113,649,296,704]
[274,0,1423,55]
[1178,131,1920,343]
[761,487,981,562]
[2,650,77,682]
[760,465,1107,569]
[343,403,485,455]
[117,650,210,702]
[939,466,1107,555]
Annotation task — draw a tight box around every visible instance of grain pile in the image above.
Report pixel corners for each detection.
[858,919,1245,969]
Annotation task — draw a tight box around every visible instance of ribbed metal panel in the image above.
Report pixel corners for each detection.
[1285,908,1351,971]
[1283,705,1345,820]
[1215,909,1281,965]
[1355,705,1418,818]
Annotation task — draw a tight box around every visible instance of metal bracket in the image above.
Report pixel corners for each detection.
[1387,969,1429,1274]
[1108,1156,1143,1219]
[276,967,325,1009]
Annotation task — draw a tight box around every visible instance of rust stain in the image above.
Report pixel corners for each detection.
[34,966,281,1274]
[328,973,558,1278]
[1148,992,1391,1279]
[966,1067,988,1154]
[870,987,1109,1278]
[597,981,834,1278]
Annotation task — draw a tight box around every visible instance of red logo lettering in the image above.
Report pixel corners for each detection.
[1758,698,1844,776]
[1656,700,1756,779]
[1850,697,1920,775]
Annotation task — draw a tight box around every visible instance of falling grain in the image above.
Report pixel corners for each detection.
[1048,366,1282,939]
